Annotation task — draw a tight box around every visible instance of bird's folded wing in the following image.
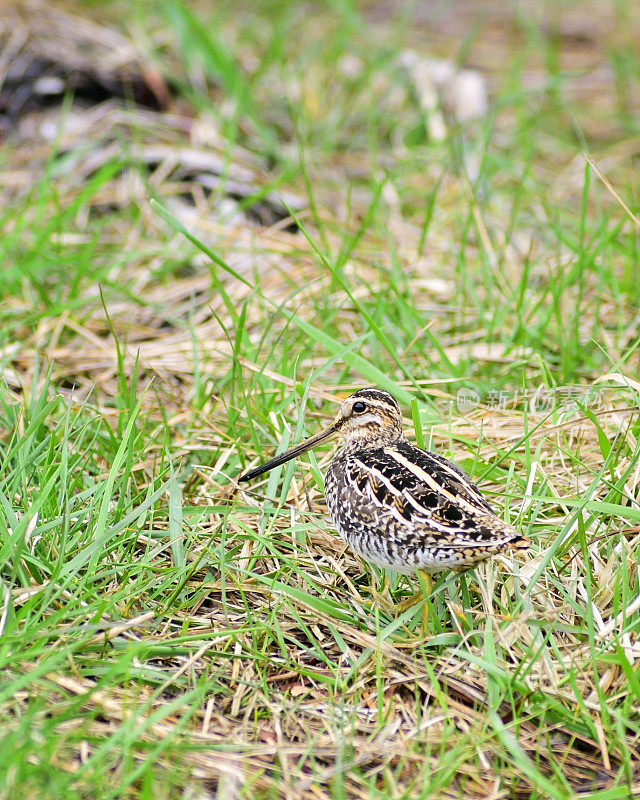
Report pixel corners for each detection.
[340,445,520,544]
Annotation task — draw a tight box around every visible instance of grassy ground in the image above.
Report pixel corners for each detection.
[2,1,640,798]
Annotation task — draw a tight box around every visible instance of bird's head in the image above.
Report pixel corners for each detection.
[238,388,404,482]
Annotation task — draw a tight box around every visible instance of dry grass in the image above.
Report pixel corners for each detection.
[1,1,640,798]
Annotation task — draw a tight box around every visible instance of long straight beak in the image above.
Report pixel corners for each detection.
[238,422,338,482]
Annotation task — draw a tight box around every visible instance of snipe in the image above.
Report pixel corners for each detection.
[239,388,528,601]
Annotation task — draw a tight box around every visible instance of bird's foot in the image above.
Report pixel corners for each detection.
[395,570,434,616]
[360,573,394,612]
[395,591,424,614]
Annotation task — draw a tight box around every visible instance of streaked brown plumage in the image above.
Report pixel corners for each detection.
[239,388,528,577]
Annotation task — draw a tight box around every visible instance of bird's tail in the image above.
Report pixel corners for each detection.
[507,534,530,554]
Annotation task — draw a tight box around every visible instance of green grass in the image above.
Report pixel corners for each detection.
[1,0,640,798]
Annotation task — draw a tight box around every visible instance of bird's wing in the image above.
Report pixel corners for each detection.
[339,444,519,546]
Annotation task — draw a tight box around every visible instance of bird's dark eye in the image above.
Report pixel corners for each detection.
[352,401,366,413]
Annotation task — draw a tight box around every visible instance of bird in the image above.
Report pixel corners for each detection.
[238,388,528,607]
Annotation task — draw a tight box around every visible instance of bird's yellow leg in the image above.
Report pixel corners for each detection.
[395,570,434,614]
[360,567,393,612]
